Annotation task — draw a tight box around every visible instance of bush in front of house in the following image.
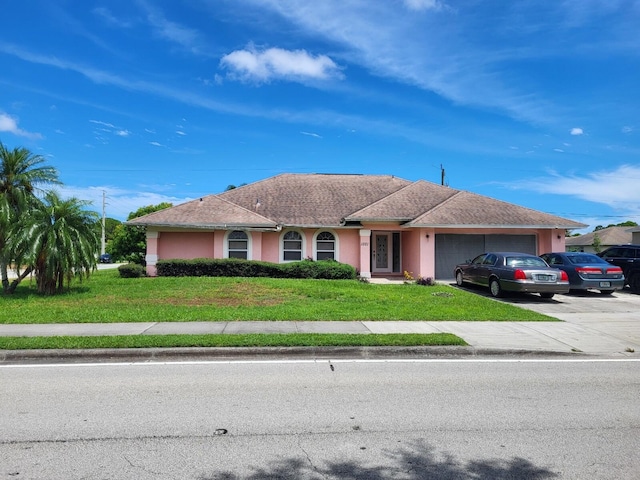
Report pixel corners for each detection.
[156,258,280,277]
[118,263,147,278]
[155,258,356,280]
[280,259,356,279]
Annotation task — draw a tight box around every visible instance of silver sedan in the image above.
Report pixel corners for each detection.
[454,252,570,299]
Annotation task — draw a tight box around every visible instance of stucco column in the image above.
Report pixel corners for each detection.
[421,228,436,279]
[359,229,371,279]
[146,230,159,277]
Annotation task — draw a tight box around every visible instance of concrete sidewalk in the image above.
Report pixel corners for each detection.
[1,319,639,356]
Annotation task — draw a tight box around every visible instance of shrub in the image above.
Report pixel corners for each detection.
[404,270,435,286]
[118,263,147,278]
[155,258,356,280]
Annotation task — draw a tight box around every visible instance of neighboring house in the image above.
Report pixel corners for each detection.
[128,173,586,279]
[565,226,634,253]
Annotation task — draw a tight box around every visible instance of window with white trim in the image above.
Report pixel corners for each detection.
[228,230,248,259]
[283,231,303,261]
[316,231,336,260]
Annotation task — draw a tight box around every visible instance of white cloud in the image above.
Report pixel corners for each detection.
[175,130,186,136]
[93,7,133,28]
[0,112,42,139]
[90,120,116,128]
[221,47,342,83]
[300,131,322,138]
[149,141,165,147]
[137,0,204,55]
[115,130,131,137]
[509,165,640,213]
[60,185,189,221]
[622,126,633,133]
[403,0,445,11]
[570,127,584,135]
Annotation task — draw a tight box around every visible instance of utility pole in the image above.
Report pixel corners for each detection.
[101,190,106,255]
[440,164,446,186]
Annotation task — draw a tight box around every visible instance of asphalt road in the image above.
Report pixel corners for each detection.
[2,358,639,479]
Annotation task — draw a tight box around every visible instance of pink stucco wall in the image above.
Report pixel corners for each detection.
[338,230,360,266]
[260,232,280,263]
[146,226,567,278]
[158,232,215,259]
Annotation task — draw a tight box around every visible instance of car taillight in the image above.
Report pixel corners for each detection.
[575,267,601,274]
[606,267,623,274]
[560,271,569,281]
[514,269,527,280]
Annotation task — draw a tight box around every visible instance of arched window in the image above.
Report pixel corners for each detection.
[316,231,336,260]
[228,230,248,259]
[283,231,303,261]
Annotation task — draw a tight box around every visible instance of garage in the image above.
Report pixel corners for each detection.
[434,234,537,279]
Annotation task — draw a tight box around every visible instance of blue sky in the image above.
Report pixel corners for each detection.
[1,0,639,232]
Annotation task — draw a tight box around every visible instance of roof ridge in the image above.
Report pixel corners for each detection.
[211,193,277,224]
[413,188,463,218]
[344,180,417,217]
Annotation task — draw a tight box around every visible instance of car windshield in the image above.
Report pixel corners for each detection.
[567,254,604,265]
[505,256,547,268]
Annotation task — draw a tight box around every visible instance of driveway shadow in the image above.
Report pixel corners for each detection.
[450,282,565,305]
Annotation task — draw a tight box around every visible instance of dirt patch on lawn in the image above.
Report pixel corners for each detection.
[160,282,298,307]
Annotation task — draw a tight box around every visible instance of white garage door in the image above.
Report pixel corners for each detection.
[435,234,537,279]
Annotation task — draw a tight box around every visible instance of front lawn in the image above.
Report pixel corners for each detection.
[0,269,555,323]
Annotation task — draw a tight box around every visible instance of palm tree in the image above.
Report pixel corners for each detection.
[0,142,59,292]
[10,191,99,295]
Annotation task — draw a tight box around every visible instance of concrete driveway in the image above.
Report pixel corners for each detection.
[452,283,640,355]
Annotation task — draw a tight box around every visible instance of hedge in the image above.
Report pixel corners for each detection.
[155,258,356,280]
[118,263,147,278]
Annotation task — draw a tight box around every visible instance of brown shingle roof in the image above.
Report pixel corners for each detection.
[217,173,411,226]
[565,226,633,246]
[128,173,586,230]
[345,180,458,222]
[406,190,585,229]
[127,195,277,229]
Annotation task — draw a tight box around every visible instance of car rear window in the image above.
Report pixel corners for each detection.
[568,254,601,264]
[506,256,547,267]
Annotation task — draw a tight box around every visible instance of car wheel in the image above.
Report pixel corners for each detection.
[455,270,464,287]
[539,292,555,299]
[599,290,614,295]
[489,278,503,298]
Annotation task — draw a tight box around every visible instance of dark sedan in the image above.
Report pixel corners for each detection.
[454,252,570,299]
[540,252,624,295]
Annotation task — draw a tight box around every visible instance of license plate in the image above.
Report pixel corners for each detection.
[599,281,611,288]
[536,274,554,281]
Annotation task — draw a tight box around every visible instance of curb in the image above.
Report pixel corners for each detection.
[0,346,584,364]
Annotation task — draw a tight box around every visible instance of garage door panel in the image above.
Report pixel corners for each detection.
[435,234,484,279]
[434,234,537,279]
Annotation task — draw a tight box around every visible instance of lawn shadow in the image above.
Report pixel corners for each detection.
[199,440,558,479]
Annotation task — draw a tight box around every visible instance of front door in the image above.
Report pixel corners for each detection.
[372,233,392,273]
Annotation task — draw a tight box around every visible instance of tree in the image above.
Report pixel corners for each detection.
[594,221,638,231]
[108,202,172,264]
[592,233,602,253]
[10,191,99,295]
[0,142,60,293]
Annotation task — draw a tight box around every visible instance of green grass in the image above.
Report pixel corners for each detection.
[0,269,556,323]
[0,333,467,350]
